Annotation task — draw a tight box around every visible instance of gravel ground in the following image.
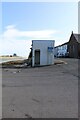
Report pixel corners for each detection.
[2,58,78,118]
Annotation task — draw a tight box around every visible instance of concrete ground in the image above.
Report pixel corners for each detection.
[2,58,78,118]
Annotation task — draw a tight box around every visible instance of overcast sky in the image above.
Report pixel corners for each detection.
[1,2,78,57]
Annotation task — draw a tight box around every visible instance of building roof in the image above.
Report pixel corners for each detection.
[32,40,55,42]
[55,32,80,48]
[73,33,80,43]
[55,42,68,48]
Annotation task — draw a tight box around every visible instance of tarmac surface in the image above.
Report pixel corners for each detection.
[2,58,78,118]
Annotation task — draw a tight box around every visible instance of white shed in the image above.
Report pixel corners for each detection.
[32,40,55,67]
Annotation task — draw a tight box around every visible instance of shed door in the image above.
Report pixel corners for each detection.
[35,50,40,65]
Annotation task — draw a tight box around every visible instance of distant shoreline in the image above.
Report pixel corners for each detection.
[0,56,27,58]
[0,56,27,64]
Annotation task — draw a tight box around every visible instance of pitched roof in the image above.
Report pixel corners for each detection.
[73,33,80,43]
[55,42,68,48]
[55,32,80,48]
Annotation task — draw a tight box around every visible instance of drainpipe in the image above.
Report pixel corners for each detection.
[32,49,34,67]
